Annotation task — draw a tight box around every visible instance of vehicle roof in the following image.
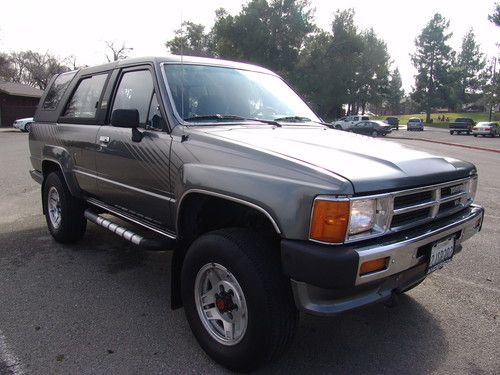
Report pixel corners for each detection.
[408,117,422,121]
[77,55,278,76]
[475,121,497,125]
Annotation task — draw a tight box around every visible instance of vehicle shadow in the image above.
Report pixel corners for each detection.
[265,295,447,374]
[0,223,447,374]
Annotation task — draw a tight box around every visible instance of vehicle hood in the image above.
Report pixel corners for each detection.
[192,125,475,194]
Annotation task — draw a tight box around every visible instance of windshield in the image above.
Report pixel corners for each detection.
[163,64,320,124]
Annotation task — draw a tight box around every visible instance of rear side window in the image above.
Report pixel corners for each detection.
[63,74,108,118]
[42,71,76,110]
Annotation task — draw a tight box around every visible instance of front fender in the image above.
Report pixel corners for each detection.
[176,163,353,240]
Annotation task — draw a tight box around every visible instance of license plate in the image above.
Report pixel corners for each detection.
[427,237,455,274]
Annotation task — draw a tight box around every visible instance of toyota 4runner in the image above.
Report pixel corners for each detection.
[29,56,484,372]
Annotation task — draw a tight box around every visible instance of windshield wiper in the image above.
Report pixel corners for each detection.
[273,116,312,123]
[183,114,281,126]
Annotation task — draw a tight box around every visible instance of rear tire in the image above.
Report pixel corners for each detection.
[371,130,378,137]
[43,172,87,243]
[450,131,454,135]
[181,228,298,372]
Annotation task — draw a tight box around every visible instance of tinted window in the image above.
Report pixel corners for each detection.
[42,71,76,110]
[63,74,107,118]
[112,70,154,125]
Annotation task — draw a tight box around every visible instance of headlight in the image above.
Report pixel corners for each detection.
[349,199,376,234]
[310,196,391,243]
[467,177,478,202]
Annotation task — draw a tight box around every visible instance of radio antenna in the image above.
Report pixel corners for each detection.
[180,8,185,120]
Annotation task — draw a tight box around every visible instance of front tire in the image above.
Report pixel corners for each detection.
[181,228,298,372]
[43,172,87,243]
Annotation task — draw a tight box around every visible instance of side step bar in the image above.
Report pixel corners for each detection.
[84,209,175,250]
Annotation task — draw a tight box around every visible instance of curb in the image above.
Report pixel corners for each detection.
[389,136,500,154]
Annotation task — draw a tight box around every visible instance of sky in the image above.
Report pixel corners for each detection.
[1,0,499,92]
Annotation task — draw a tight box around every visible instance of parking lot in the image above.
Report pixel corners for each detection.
[0,127,498,375]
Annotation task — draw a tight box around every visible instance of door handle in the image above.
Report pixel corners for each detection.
[99,136,110,144]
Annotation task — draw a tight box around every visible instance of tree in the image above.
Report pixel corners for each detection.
[411,13,454,123]
[165,21,212,57]
[353,28,391,114]
[455,29,486,108]
[9,51,69,89]
[489,3,500,26]
[0,53,15,82]
[209,0,315,77]
[105,41,133,62]
[386,68,404,114]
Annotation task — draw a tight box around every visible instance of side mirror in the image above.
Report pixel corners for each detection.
[111,109,140,128]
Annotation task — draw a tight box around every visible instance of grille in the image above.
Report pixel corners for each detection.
[389,178,472,231]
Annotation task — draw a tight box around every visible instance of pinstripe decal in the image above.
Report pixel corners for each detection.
[74,169,176,203]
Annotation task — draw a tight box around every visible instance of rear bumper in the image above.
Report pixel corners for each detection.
[281,204,484,315]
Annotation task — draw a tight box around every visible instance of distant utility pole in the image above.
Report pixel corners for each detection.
[489,57,497,121]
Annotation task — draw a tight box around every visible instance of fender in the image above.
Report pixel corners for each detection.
[42,145,83,198]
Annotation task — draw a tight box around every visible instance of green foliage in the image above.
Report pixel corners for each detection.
[210,0,315,77]
[374,112,494,126]
[411,13,455,123]
[387,68,404,114]
[454,29,487,108]
[165,22,212,57]
[294,9,391,119]
[489,3,500,26]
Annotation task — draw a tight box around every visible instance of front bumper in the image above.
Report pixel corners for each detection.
[281,204,484,316]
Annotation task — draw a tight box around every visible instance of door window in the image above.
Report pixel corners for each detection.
[112,70,154,126]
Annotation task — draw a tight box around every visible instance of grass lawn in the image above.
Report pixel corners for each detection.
[374,112,498,128]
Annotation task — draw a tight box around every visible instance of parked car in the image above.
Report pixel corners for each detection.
[331,115,370,130]
[449,118,475,135]
[407,117,424,131]
[28,56,484,372]
[349,120,392,137]
[13,117,34,132]
[385,116,399,130]
[472,122,500,137]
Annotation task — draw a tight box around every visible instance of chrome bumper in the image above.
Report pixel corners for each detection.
[292,204,484,316]
[354,204,483,286]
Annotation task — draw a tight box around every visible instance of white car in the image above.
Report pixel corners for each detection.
[472,122,499,137]
[331,115,370,130]
[13,117,34,132]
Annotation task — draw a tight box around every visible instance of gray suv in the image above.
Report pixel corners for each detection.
[29,56,484,371]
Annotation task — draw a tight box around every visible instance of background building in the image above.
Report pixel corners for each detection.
[0,82,42,127]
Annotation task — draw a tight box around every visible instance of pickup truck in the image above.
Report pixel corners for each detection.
[449,118,475,135]
[28,56,484,372]
[331,115,370,130]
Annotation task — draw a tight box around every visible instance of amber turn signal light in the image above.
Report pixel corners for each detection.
[359,257,388,276]
[310,199,350,243]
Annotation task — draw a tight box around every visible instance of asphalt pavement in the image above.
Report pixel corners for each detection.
[0,128,498,374]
